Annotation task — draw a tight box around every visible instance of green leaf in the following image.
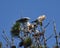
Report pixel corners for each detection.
[11,22,20,37]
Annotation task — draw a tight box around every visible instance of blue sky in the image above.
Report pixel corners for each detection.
[0,0,60,48]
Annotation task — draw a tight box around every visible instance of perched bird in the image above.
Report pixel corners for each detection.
[32,15,46,26]
[16,17,31,33]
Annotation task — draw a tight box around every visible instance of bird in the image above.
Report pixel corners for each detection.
[32,15,46,26]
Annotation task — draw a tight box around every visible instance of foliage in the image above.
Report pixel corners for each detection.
[11,22,20,37]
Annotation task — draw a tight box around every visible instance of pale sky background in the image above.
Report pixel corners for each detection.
[0,0,60,48]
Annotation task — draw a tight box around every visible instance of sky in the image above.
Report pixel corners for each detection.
[0,0,60,48]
